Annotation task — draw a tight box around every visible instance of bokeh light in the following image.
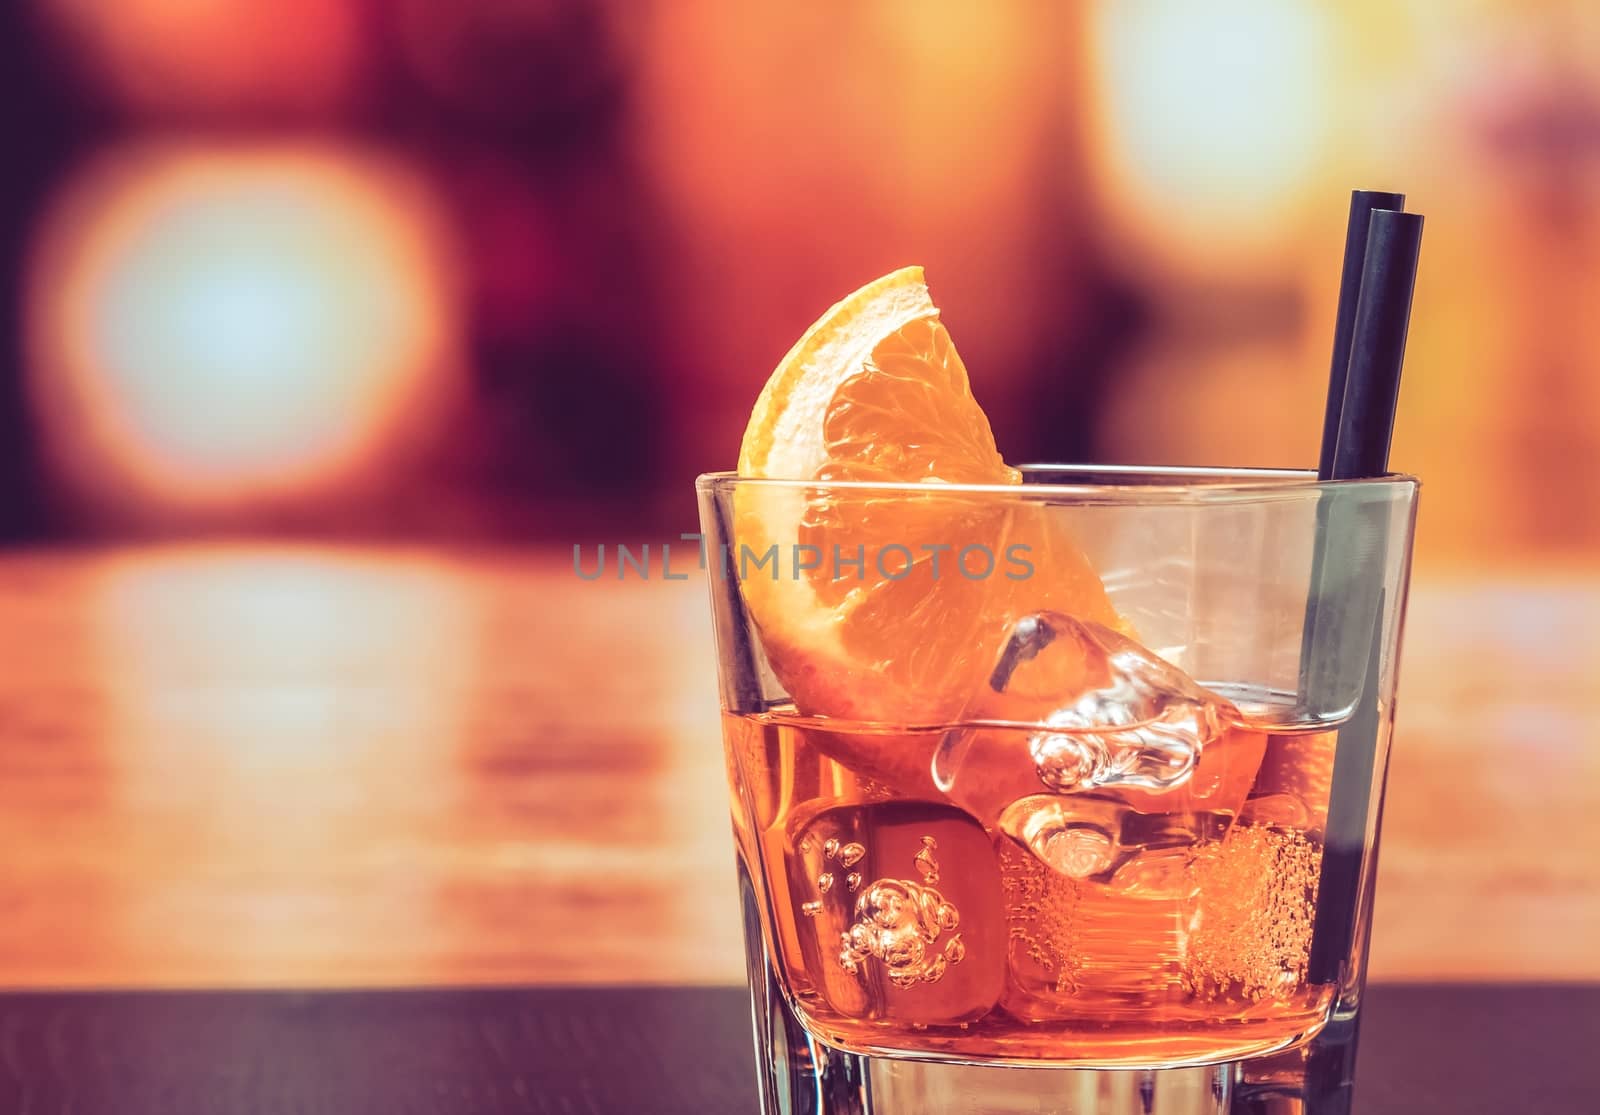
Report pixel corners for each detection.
[39,0,362,114]
[1086,0,1338,274]
[25,143,463,511]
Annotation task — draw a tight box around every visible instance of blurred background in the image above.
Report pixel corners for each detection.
[0,1,1595,987]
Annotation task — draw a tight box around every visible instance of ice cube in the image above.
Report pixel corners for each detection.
[937,613,1228,795]
[934,612,1265,881]
[996,793,1231,884]
[784,801,1007,1025]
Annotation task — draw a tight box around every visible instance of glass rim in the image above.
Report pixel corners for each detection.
[696,464,1419,502]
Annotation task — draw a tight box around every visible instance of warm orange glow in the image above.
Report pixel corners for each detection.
[88,544,475,978]
[635,6,1078,454]
[26,143,463,509]
[42,0,361,113]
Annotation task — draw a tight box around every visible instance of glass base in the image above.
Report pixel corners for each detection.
[737,865,1361,1115]
[866,1058,1231,1114]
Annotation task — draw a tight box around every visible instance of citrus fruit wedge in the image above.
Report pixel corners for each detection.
[735,267,1120,725]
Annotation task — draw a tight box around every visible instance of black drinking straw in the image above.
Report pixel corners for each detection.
[1328,210,1424,480]
[1300,192,1405,713]
[1301,196,1410,712]
[1306,205,1424,986]
[1319,191,1405,481]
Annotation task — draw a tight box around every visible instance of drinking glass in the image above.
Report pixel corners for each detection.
[696,466,1418,1115]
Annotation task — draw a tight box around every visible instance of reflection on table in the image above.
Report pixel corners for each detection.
[0,544,1593,986]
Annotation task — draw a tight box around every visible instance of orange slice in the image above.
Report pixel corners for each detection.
[735,267,1119,724]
